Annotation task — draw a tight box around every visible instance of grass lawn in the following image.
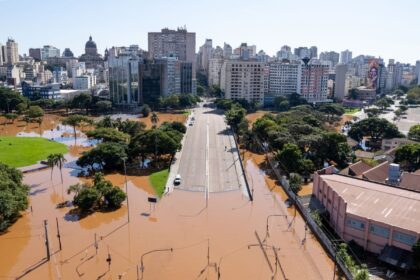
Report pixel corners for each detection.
[344,108,361,115]
[149,169,169,197]
[0,137,68,168]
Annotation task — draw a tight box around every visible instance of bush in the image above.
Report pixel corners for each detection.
[140,104,151,117]
[0,163,29,232]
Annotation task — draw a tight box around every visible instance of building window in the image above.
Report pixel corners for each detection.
[393,231,417,246]
[346,218,365,231]
[370,224,390,238]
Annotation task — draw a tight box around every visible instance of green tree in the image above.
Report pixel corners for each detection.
[77,142,127,171]
[406,86,420,104]
[86,127,130,143]
[62,114,90,141]
[348,117,401,144]
[94,100,112,113]
[71,93,93,114]
[150,112,159,128]
[225,104,247,132]
[289,173,303,194]
[318,103,345,121]
[129,128,182,166]
[47,153,67,183]
[374,97,394,110]
[4,113,18,124]
[160,121,187,134]
[0,87,27,113]
[16,103,28,114]
[394,143,420,171]
[139,104,151,117]
[275,143,303,173]
[27,105,44,119]
[408,124,420,142]
[117,120,146,137]
[0,163,29,232]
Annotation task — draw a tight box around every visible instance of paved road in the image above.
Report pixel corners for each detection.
[175,105,242,193]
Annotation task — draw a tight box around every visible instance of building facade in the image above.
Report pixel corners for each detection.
[334,64,348,101]
[6,38,18,65]
[148,28,196,64]
[300,61,329,103]
[313,168,420,255]
[268,61,301,97]
[220,60,265,103]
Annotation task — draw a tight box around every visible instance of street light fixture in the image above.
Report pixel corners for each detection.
[138,248,173,280]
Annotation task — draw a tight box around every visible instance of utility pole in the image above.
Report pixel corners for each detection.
[44,220,50,261]
[123,158,130,223]
[56,217,62,251]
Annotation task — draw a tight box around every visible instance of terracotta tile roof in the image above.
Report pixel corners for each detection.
[362,161,390,183]
[399,173,420,192]
[348,161,373,176]
[320,174,420,233]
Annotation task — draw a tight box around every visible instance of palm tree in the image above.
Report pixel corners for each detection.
[62,115,89,143]
[54,154,67,184]
[47,154,56,181]
[150,112,159,128]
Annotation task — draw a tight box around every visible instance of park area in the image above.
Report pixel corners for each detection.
[0,136,67,167]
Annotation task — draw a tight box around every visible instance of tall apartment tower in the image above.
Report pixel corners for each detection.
[6,38,19,65]
[220,60,265,103]
[340,50,352,64]
[334,64,348,101]
[416,60,420,85]
[268,61,302,96]
[223,43,232,58]
[0,43,3,65]
[301,60,329,103]
[148,27,196,64]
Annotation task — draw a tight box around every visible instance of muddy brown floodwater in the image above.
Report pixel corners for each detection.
[0,150,334,280]
[0,113,334,279]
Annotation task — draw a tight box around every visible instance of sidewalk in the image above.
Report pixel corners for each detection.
[164,111,192,194]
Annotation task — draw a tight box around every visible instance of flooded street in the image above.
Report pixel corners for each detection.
[0,113,334,279]
[0,153,334,279]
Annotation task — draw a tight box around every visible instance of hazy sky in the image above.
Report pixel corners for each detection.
[1,0,419,64]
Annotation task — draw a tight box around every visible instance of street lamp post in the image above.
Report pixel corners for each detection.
[138,248,173,280]
[122,157,130,223]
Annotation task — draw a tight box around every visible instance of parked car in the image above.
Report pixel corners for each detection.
[174,174,182,185]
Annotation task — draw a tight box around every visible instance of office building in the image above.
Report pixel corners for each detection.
[220,60,265,103]
[335,64,348,101]
[6,38,18,65]
[0,43,3,65]
[234,43,257,60]
[310,46,318,59]
[416,61,420,85]
[301,60,329,103]
[22,81,61,99]
[41,45,60,60]
[29,48,42,61]
[340,50,352,64]
[268,61,301,97]
[319,51,340,70]
[223,43,232,58]
[73,74,96,90]
[148,27,196,64]
[294,46,317,59]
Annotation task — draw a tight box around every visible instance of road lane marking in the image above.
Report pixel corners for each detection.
[206,113,210,205]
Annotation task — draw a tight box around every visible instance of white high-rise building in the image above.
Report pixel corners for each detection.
[74,74,96,90]
[268,61,301,96]
[221,60,265,103]
[6,38,18,65]
[199,39,213,74]
[208,58,224,86]
[340,50,352,64]
[41,45,60,60]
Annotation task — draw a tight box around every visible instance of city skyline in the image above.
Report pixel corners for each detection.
[1,0,419,64]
